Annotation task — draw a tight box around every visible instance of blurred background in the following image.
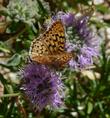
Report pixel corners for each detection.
[0,0,110,118]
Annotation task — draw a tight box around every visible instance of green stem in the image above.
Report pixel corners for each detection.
[0,93,20,98]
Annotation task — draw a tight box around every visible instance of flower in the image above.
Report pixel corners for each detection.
[20,62,64,111]
[60,13,74,27]
[55,12,99,69]
[52,11,74,27]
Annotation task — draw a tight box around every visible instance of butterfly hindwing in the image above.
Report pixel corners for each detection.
[29,40,50,59]
[31,52,72,67]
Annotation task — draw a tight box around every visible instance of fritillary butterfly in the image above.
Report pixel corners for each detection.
[29,20,72,67]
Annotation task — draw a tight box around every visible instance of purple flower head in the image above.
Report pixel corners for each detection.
[73,16,97,46]
[54,12,100,69]
[68,44,99,69]
[20,62,64,111]
[52,11,75,27]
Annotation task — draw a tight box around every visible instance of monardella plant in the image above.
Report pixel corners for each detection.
[20,11,100,112]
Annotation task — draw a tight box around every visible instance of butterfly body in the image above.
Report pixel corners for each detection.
[29,20,72,67]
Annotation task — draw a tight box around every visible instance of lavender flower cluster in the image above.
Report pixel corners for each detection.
[55,12,99,69]
[20,62,64,111]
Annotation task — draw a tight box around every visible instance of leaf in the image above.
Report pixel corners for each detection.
[7,54,21,66]
[96,4,110,14]
[87,102,93,114]
[0,41,11,53]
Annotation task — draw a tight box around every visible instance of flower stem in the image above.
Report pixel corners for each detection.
[0,93,20,98]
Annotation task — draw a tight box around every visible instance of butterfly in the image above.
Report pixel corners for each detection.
[29,20,73,68]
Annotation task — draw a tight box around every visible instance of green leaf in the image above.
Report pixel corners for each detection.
[96,4,110,14]
[0,42,10,53]
[7,54,21,66]
[87,102,93,114]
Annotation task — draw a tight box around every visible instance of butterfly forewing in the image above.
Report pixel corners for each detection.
[41,20,65,54]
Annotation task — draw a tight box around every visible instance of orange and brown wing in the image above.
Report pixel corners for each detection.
[41,20,65,54]
[31,52,72,67]
[29,40,50,60]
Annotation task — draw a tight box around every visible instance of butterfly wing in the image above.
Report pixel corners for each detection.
[31,52,72,67]
[42,20,65,54]
[29,20,65,58]
[50,52,73,67]
[29,40,50,60]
